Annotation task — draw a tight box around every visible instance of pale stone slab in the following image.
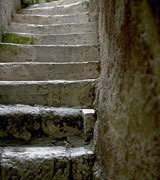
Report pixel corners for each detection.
[13,13,89,25]
[0,43,99,62]
[0,61,99,81]
[0,79,96,107]
[3,32,98,45]
[8,22,97,34]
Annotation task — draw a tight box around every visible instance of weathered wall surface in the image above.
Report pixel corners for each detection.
[0,0,21,41]
[89,0,99,22]
[97,0,160,179]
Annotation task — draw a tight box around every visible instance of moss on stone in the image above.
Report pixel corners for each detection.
[45,0,58,3]
[0,34,2,42]
[0,44,20,56]
[28,0,38,5]
[28,0,33,5]
[3,33,35,45]
[0,29,3,42]
[0,25,7,42]
[36,0,40,4]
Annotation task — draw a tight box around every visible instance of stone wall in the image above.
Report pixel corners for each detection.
[97,0,160,179]
[0,0,21,41]
[89,0,99,22]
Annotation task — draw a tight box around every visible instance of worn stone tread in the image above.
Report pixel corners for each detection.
[20,1,89,15]
[8,22,97,34]
[0,61,99,80]
[0,79,97,107]
[3,32,98,45]
[13,12,89,25]
[28,0,87,8]
[1,146,95,180]
[0,43,99,62]
[0,104,95,141]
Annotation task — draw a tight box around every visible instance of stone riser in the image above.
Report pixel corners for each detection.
[0,107,83,141]
[1,146,95,180]
[0,43,99,62]
[13,13,89,25]
[0,62,99,81]
[20,2,89,15]
[3,32,98,45]
[8,22,97,34]
[0,105,95,141]
[0,80,96,107]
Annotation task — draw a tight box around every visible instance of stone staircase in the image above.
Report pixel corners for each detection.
[0,0,99,179]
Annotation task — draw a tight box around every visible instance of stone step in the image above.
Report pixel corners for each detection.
[20,1,89,15]
[0,105,95,141]
[13,13,89,25]
[0,43,99,62]
[28,0,87,8]
[3,32,98,45]
[0,79,97,107]
[0,61,99,81]
[27,0,62,6]
[1,146,95,180]
[8,22,97,34]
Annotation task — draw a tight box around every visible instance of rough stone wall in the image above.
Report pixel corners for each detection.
[0,0,21,41]
[97,0,160,179]
[89,0,99,22]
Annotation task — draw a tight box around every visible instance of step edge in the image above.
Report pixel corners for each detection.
[0,61,99,65]
[24,1,89,11]
[2,145,94,158]
[0,79,98,85]
[0,42,99,47]
[9,21,97,27]
[27,0,88,8]
[4,32,98,36]
[13,12,89,18]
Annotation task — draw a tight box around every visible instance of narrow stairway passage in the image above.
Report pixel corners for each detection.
[0,0,99,179]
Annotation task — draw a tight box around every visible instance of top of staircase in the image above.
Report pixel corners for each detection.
[27,0,89,9]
